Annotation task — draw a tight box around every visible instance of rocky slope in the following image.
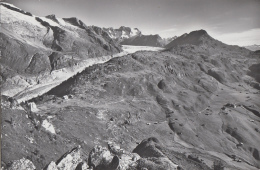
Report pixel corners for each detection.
[2,28,260,169]
[0,2,121,99]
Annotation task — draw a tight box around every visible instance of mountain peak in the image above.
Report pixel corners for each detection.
[165,29,211,49]
[45,14,60,24]
[192,29,208,34]
[62,17,86,29]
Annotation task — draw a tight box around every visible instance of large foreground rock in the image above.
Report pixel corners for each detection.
[44,146,87,170]
[7,158,36,170]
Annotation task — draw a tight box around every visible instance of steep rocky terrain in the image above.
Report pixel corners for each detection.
[1,3,260,170]
[0,2,121,100]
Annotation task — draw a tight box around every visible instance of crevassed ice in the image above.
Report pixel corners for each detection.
[1,4,44,28]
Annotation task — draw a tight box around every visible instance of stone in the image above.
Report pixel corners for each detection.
[88,145,114,169]
[44,161,58,170]
[27,102,39,112]
[56,146,83,170]
[63,95,69,100]
[8,158,36,170]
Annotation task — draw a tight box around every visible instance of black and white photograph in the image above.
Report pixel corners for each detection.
[0,0,260,169]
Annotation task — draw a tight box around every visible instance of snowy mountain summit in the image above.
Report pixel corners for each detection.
[104,26,142,40]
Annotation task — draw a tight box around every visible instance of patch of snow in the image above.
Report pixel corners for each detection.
[1,5,44,28]
[108,32,115,39]
[39,17,60,27]
[130,28,139,36]
[56,18,66,26]
[122,45,164,53]
[42,120,56,134]
[121,30,129,38]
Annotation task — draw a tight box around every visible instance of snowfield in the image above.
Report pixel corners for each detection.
[122,45,164,53]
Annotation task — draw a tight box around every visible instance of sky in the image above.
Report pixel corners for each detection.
[1,0,260,46]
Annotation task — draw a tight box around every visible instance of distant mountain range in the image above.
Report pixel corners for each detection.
[104,26,177,47]
[104,26,142,40]
[244,44,260,51]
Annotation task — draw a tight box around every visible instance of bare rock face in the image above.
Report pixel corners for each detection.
[7,158,36,170]
[44,146,86,170]
[133,137,180,170]
[88,145,116,169]
[88,142,142,170]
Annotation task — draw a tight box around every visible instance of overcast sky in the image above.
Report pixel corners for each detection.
[2,0,260,46]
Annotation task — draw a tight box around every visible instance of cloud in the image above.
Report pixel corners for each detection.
[160,28,177,33]
[212,28,260,46]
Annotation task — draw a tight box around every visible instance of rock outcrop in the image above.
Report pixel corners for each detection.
[44,146,87,170]
[5,158,36,170]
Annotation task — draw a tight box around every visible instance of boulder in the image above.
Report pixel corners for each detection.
[27,102,39,112]
[44,146,83,170]
[75,161,89,170]
[88,143,141,170]
[208,68,226,84]
[133,137,180,170]
[88,145,114,169]
[45,161,58,170]
[56,146,83,170]
[7,158,36,170]
[157,79,167,90]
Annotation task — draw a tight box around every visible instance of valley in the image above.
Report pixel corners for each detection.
[1,2,260,170]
